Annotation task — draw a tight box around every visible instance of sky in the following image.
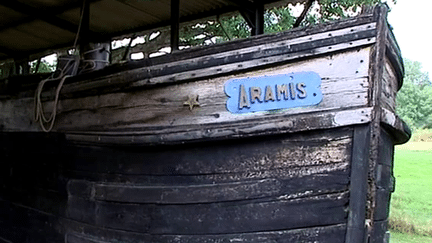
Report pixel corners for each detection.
[387,0,432,78]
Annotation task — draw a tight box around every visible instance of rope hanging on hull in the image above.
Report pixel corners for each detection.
[34,58,78,132]
[33,0,85,132]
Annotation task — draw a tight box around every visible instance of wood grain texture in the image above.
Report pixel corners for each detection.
[380,107,410,144]
[369,219,391,243]
[0,5,410,243]
[63,107,371,145]
[346,125,370,243]
[0,111,354,241]
[50,23,377,97]
[1,46,372,137]
[364,6,390,236]
[385,30,404,90]
[64,223,347,243]
[92,179,282,204]
[66,191,348,235]
[0,21,376,137]
[61,128,352,235]
[380,58,398,112]
[62,128,352,177]
[0,199,63,243]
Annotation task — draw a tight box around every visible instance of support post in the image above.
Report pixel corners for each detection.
[240,1,264,36]
[22,59,30,75]
[35,58,41,73]
[171,0,180,52]
[253,2,264,36]
[78,0,90,52]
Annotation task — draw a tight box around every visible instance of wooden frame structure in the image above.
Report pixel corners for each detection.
[0,3,409,243]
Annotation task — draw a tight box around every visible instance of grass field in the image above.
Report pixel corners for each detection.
[389,140,432,242]
[391,231,432,243]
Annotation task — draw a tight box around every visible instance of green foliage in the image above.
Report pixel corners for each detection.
[179,0,387,47]
[30,60,55,73]
[180,15,251,46]
[318,0,380,21]
[115,0,396,60]
[396,59,432,130]
[264,6,295,34]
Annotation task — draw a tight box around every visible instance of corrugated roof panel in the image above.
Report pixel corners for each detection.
[89,0,164,33]
[180,0,229,16]
[57,8,81,30]
[16,0,80,10]
[0,28,52,52]
[115,0,171,24]
[0,5,28,29]
[18,20,76,44]
[0,0,309,61]
[0,21,75,54]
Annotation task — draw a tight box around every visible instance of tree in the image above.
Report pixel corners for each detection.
[396,59,432,130]
[111,0,390,63]
[30,60,56,73]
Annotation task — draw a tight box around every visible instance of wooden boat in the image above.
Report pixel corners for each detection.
[0,2,409,243]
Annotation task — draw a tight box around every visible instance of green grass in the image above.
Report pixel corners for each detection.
[389,140,432,242]
[390,231,432,243]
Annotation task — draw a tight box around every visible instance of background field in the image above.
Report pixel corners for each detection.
[389,133,432,242]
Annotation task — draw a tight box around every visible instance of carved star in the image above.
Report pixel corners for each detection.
[183,95,200,111]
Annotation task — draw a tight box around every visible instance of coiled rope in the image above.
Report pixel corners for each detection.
[34,58,78,132]
[34,0,85,132]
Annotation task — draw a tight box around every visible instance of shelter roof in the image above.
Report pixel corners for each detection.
[0,0,305,61]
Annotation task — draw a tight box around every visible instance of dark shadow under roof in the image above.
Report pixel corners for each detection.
[0,0,305,61]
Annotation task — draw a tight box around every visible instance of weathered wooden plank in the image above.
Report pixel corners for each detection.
[380,107,411,144]
[346,125,371,243]
[56,48,370,131]
[1,46,372,134]
[369,219,390,243]
[381,58,398,112]
[125,38,375,91]
[0,199,64,243]
[385,30,404,90]
[65,223,347,243]
[66,166,349,204]
[0,186,66,217]
[67,233,107,243]
[65,191,348,234]
[63,128,352,176]
[63,107,368,145]
[62,161,350,192]
[93,179,281,204]
[66,196,96,225]
[373,128,395,226]
[374,188,391,221]
[56,24,376,96]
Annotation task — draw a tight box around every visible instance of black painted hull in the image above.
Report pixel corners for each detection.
[0,5,409,243]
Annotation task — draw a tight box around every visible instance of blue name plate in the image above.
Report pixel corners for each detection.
[225,72,322,114]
